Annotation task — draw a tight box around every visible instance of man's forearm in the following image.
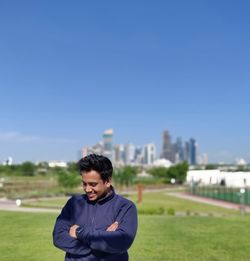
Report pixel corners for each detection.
[53,221,91,255]
[76,226,136,254]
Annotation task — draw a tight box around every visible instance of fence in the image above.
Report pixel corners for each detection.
[190,185,250,205]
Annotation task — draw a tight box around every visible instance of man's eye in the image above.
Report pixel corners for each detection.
[82,183,97,187]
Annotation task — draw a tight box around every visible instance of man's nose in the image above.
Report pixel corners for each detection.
[85,185,92,193]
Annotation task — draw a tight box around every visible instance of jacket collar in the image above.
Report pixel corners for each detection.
[85,186,115,205]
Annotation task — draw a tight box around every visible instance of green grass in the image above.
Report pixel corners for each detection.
[1,211,250,260]
[23,191,239,216]
[22,197,69,209]
[131,215,250,261]
[0,211,64,261]
[130,191,238,215]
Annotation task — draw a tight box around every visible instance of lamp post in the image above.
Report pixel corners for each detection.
[171,178,176,185]
[137,184,143,203]
[16,199,22,207]
[239,188,245,216]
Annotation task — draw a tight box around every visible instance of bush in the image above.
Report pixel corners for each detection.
[20,162,36,176]
[57,171,80,188]
[113,166,138,187]
[138,207,165,215]
[167,208,175,216]
[148,162,188,184]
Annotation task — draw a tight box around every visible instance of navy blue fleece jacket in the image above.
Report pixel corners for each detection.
[53,190,137,261]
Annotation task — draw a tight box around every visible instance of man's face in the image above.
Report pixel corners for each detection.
[81,170,111,201]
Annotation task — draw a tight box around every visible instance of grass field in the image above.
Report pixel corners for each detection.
[0,210,250,261]
[23,190,239,216]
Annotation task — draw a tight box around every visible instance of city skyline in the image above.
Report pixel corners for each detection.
[82,129,200,166]
[1,1,250,164]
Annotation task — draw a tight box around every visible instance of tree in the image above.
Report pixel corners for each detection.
[168,161,188,183]
[67,162,79,172]
[113,166,138,187]
[148,167,168,179]
[57,170,80,189]
[205,164,218,170]
[20,161,36,176]
[148,162,188,184]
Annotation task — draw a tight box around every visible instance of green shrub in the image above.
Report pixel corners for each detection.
[138,207,165,215]
[57,171,80,188]
[167,208,175,216]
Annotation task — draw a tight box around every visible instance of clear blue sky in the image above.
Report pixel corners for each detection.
[0,0,250,163]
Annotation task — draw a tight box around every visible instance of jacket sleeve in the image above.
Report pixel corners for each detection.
[76,202,137,254]
[52,197,91,256]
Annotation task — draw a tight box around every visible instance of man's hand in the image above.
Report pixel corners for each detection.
[106,221,119,232]
[69,224,79,239]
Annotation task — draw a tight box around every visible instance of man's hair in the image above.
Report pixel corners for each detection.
[78,154,113,181]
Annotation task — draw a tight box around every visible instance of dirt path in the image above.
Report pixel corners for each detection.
[0,198,59,213]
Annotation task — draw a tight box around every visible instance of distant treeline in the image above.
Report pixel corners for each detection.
[0,161,189,188]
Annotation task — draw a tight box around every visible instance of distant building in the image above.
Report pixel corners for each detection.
[83,142,103,157]
[161,130,175,163]
[153,158,172,168]
[143,143,156,165]
[103,129,113,160]
[189,138,197,165]
[175,137,184,163]
[134,146,143,165]
[236,158,247,166]
[114,144,125,166]
[124,143,135,165]
[49,161,67,168]
[79,129,201,167]
[197,153,208,165]
[187,169,250,187]
[184,141,190,163]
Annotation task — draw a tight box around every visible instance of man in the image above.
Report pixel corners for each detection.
[53,154,138,261]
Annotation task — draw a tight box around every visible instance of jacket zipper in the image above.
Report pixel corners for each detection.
[91,203,97,225]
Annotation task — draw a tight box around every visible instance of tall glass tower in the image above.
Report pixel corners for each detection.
[103,129,113,161]
[161,130,175,163]
[189,138,197,165]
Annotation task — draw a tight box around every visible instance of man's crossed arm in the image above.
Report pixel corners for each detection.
[69,221,119,238]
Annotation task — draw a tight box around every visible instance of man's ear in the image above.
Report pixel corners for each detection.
[106,178,112,187]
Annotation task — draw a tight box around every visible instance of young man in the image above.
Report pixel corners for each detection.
[53,154,138,261]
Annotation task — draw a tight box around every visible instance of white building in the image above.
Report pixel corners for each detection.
[187,170,250,187]
[153,158,173,168]
[124,143,135,165]
[49,161,67,168]
[114,144,125,166]
[143,143,156,165]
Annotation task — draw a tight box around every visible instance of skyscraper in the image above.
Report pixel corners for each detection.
[161,130,175,163]
[189,138,197,165]
[175,137,184,163]
[124,143,135,165]
[143,143,156,165]
[103,129,113,161]
[114,144,125,166]
[184,141,190,163]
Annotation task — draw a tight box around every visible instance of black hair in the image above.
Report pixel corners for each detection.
[78,154,113,181]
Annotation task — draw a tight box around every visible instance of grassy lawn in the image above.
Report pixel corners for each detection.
[0,211,250,261]
[0,211,63,261]
[132,215,250,261]
[23,190,238,216]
